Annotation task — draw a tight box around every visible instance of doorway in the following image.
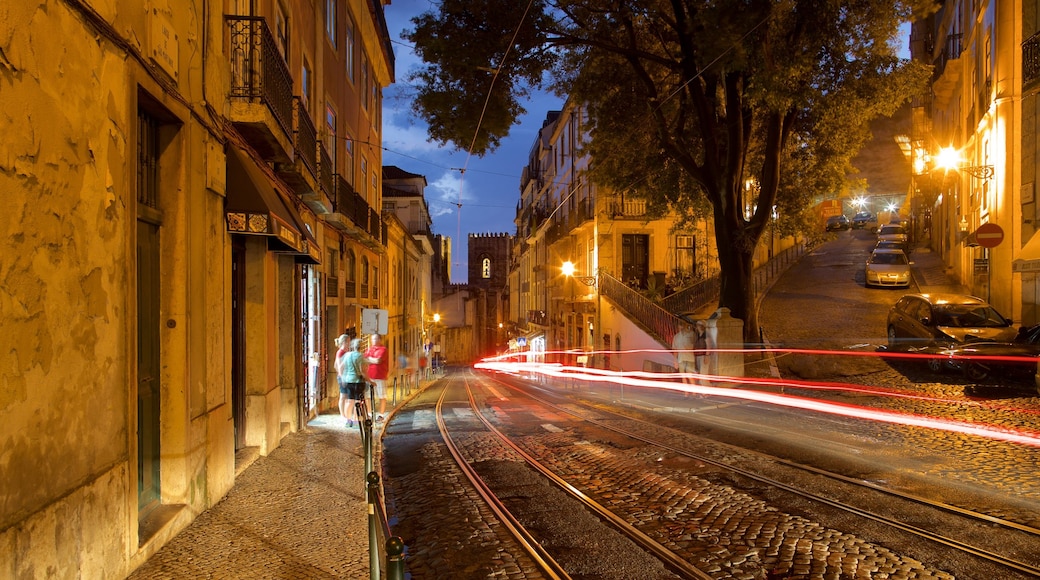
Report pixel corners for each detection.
[136,220,161,514]
[621,233,650,287]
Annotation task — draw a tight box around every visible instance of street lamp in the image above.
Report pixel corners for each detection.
[561,261,600,367]
[936,146,994,180]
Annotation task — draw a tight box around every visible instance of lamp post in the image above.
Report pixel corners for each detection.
[561,261,599,367]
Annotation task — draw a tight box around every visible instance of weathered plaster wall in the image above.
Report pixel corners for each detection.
[1,0,236,575]
[1,0,132,533]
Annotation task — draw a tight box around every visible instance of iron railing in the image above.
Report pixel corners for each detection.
[318,142,334,200]
[368,208,380,239]
[603,242,807,347]
[1025,31,1040,87]
[933,32,963,81]
[227,16,293,138]
[292,98,317,178]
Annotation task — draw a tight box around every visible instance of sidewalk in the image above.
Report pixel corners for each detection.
[126,372,441,580]
[127,412,372,579]
[909,245,971,294]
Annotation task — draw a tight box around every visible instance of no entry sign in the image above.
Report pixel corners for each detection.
[975,222,1004,248]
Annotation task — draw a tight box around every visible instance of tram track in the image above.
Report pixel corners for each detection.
[479,370,1040,578]
[385,368,1040,577]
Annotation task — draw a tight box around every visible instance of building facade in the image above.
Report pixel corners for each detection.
[0,0,393,575]
[510,101,719,367]
[911,0,1028,321]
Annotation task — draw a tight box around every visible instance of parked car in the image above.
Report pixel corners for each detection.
[864,248,911,288]
[825,214,850,231]
[886,293,1018,371]
[851,211,878,232]
[939,324,1040,389]
[877,223,908,244]
[877,239,911,254]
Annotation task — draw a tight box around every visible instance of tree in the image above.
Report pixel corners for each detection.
[404,0,932,341]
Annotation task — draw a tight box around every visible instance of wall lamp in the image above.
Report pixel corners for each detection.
[936,146,994,180]
[561,261,597,287]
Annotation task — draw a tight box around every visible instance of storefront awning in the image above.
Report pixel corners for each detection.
[1013,232,1040,273]
[225,145,304,253]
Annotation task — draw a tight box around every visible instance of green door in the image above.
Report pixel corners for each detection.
[137,220,161,513]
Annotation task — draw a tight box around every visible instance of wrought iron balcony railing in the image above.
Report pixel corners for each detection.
[1025,31,1040,87]
[227,16,293,138]
[293,97,317,177]
[318,142,334,199]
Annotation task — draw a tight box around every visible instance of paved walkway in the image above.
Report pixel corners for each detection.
[127,413,373,579]
[909,245,971,294]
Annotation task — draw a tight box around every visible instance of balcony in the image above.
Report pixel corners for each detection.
[1025,31,1040,91]
[227,16,294,162]
[610,197,647,218]
[326,176,362,234]
[279,99,324,205]
[931,33,963,103]
[317,143,335,204]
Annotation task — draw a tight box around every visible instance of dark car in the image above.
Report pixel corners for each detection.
[941,324,1040,389]
[851,211,878,232]
[877,239,911,254]
[886,293,1018,371]
[825,214,849,231]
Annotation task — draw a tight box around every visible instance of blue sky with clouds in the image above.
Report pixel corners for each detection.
[382,0,563,284]
[381,3,913,284]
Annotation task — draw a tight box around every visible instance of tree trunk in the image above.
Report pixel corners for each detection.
[714,210,761,344]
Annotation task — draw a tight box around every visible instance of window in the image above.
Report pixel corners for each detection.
[301,59,312,113]
[325,0,336,47]
[345,15,355,83]
[675,235,695,277]
[325,103,337,162]
[275,4,290,61]
[345,250,356,282]
[137,110,160,210]
[343,135,354,184]
[362,53,370,111]
[360,157,368,200]
[482,257,491,279]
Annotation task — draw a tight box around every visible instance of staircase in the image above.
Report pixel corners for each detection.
[600,242,808,348]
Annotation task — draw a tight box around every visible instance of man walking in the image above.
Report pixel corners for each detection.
[364,334,389,421]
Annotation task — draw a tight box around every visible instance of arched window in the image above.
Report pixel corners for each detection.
[482,257,491,279]
[345,249,356,298]
[361,256,370,299]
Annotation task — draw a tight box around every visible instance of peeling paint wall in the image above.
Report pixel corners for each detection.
[1,0,234,576]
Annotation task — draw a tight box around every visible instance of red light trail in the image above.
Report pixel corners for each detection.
[474,349,1040,448]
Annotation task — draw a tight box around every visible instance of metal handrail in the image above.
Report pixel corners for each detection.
[601,242,807,347]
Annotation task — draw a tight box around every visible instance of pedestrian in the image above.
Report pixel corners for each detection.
[333,334,351,424]
[693,320,708,383]
[672,323,697,386]
[340,338,367,428]
[418,349,428,378]
[364,333,390,421]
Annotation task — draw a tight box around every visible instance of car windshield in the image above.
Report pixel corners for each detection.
[932,304,1010,328]
[879,226,903,235]
[868,252,907,265]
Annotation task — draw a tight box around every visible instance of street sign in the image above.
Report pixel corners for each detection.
[517,337,527,347]
[975,222,1004,248]
[361,308,388,335]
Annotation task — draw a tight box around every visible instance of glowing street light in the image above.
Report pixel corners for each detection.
[935,146,994,180]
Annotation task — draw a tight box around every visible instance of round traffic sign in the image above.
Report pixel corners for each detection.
[975,222,1004,248]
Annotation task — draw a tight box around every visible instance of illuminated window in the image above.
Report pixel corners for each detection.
[325,0,336,47]
[482,257,491,279]
[345,15,355,83]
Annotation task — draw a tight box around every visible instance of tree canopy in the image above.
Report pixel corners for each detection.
[404,0,933,340]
